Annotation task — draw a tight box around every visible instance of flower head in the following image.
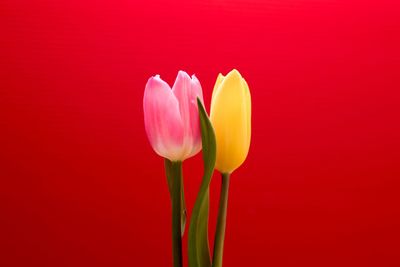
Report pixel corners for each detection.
[143,71,204,161]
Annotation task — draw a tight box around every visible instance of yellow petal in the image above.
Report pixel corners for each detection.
[241,78,252,151]
[211,73,225,101]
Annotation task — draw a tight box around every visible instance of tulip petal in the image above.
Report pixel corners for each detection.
[143,75,184,161]
[172,71,204,159]
[187,75,204,157]
[211,73,225,101]
[241,78,252,149]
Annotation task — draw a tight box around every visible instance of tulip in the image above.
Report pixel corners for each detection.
[210,69,251,267]
[143,71,204,267]
[210,69,251,174]
[143,71,204,162]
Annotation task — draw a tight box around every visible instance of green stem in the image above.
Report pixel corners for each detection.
[212,173,230,267]
[170,161,183,267]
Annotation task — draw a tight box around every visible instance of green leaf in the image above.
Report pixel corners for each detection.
[188,98,216,267]
[165,159,187,237]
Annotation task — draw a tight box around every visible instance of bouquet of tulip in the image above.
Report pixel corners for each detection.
[143,69,251,267]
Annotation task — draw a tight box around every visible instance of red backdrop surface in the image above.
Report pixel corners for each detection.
[1,0,400,266]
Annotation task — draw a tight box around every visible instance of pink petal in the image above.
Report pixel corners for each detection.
[187,74,204,158]
[172,71,204,159]
[143,75,184,161]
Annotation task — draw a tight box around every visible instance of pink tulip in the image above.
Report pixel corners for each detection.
[143,71,204,161]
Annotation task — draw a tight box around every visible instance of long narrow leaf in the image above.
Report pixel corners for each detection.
[188,98,216,267]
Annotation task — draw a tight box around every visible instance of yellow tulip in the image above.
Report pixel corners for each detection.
[210,69,251,174]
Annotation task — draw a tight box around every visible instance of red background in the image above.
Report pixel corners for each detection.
[1,0,400,266]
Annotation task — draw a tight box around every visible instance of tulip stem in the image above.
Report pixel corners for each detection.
[212,173,230,267]
[170,161,183,267]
